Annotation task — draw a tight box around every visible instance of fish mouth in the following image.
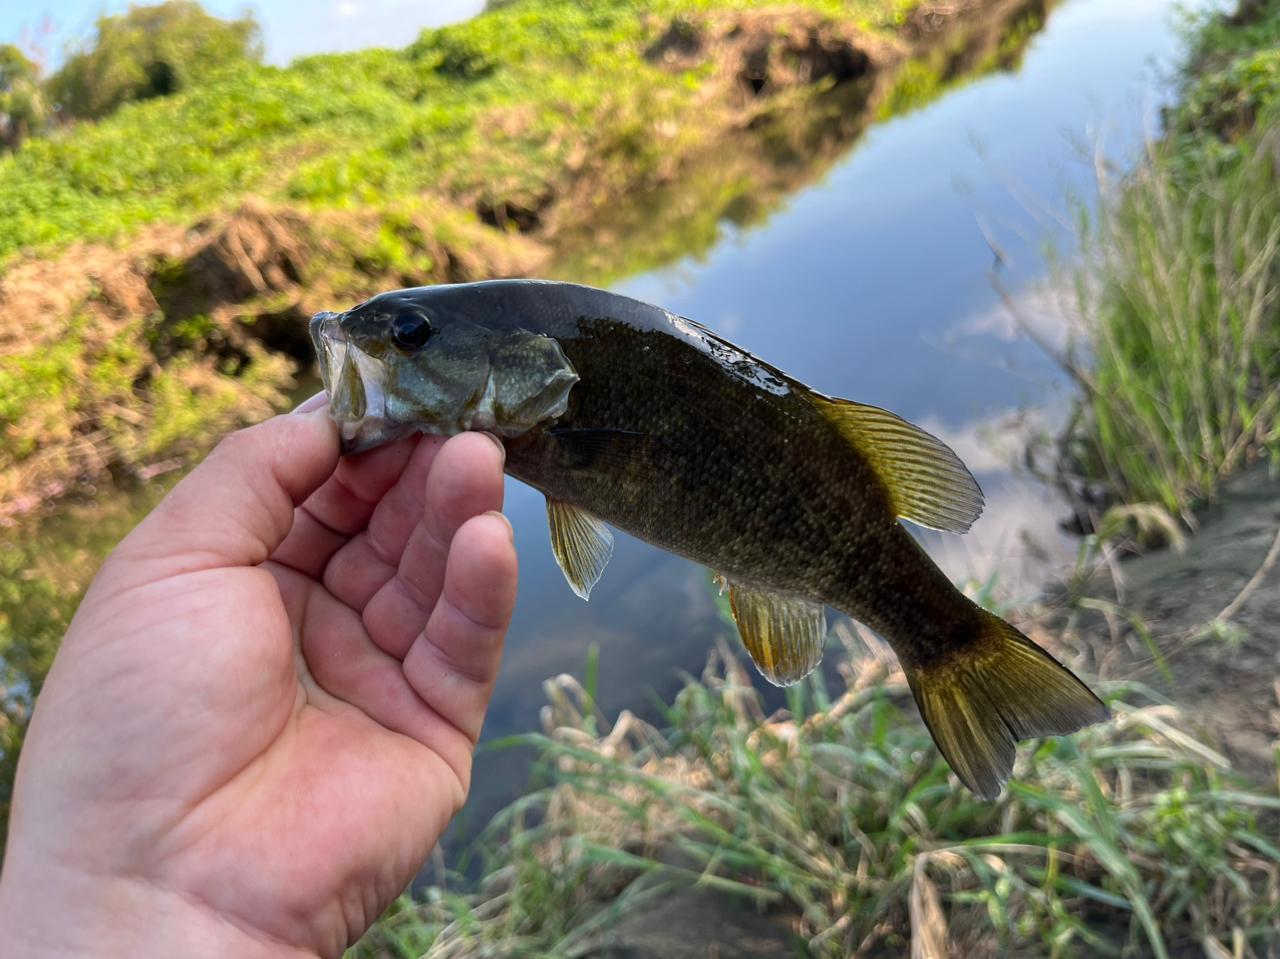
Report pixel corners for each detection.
[310,311,403,454]
[309,309,581,455]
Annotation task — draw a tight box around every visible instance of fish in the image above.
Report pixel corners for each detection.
[310,279,1109,799]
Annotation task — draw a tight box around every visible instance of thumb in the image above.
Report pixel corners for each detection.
[112,400,340,582]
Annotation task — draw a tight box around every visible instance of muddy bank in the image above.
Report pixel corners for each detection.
[0,199,540,517]
[1075,462,1280,785]
[0,0,1050,521]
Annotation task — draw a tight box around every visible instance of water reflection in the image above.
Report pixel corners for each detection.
[468,0,1203,841]
[612,0,1197,588]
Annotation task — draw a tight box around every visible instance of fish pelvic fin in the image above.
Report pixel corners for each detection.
[904,611,1110,801]
[546,498,614,600]
[728,582,826,686]
[809,396,983,534]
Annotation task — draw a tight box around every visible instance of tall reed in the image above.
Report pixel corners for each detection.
[1063,121,1280,523]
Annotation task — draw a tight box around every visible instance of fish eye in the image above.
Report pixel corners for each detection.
[389,309,433,352]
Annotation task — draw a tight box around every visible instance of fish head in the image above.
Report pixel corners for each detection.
[310,287,579,455]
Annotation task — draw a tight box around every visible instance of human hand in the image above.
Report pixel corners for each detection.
[0,395,518,958]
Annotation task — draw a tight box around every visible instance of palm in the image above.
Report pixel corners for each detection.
[3,414,516,957]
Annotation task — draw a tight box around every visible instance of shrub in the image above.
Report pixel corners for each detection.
[47,1,262,121]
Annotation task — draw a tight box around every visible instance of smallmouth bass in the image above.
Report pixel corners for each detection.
[310,279,1108,799]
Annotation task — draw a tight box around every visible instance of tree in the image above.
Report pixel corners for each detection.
[0,44,47,151]
[47,1,262,121]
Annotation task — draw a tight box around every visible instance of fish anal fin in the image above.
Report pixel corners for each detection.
[904,611,1110,800]
[728,583,826,686]
[547,498,614,600]
[809,396,983,534]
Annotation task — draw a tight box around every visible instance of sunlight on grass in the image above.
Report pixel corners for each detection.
[1061,122,1280,525]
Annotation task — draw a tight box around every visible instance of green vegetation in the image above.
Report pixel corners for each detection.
[0,0,912,263]
[1171,0,1280,153]
[0,45,47,151]
[46,1,263,121]
[350,631,1280,958]
[1062,125,1280,524]
[876,0,1049,120]
[1060,0,1280,523]
[0,275,295,507]
[0,0,1049,511]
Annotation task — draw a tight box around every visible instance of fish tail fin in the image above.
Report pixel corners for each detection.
[902,610,1109,800]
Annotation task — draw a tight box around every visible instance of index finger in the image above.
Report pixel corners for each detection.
[107,405,340,586]
[268,431,428,580]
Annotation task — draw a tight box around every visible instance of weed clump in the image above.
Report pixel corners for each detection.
[1056,0,1280,523]
[1061,122,1280,526]
[352,632,1280,959]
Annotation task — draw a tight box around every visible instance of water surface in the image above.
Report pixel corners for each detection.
[465,0,1207,828]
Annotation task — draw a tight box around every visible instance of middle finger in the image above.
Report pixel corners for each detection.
[361,432,506,659]
[320,433,449,609]
[268,432,424,578]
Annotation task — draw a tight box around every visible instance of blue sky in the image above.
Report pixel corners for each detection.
[2,0,486,69]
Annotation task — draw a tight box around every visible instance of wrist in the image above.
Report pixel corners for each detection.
[0,852,317,959]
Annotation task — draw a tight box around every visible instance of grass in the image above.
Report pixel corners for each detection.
[1169,0,1280,156]
[0,291,296,509]
[1058,120,1280,526]
[349,623,1280,959]
[1054,0,1280,524]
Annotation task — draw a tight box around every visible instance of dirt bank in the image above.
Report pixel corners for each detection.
[1078,462,1280,785]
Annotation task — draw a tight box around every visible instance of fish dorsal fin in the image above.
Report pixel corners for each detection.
[546,498,614,600]
[809,395,983,534]
[727,581,826,686]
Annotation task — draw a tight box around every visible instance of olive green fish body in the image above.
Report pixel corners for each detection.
[311,280,1108,799]
[506,321,875,595]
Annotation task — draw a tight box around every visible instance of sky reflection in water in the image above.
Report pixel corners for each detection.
[608,0,1202,592]
[482,0,1208,790]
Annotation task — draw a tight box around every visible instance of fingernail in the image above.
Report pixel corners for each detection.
[479,431,506,463]
[292,391,329,415]
[485,510,514,543]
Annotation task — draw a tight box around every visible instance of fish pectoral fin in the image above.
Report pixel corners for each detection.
[904,610,1110,801]
[808,395,983,534]
[546,498,614,601]
[727,583,826,686]
[547,428,656,473]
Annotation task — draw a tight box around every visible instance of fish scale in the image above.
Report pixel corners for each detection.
[311,279,1109,800]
